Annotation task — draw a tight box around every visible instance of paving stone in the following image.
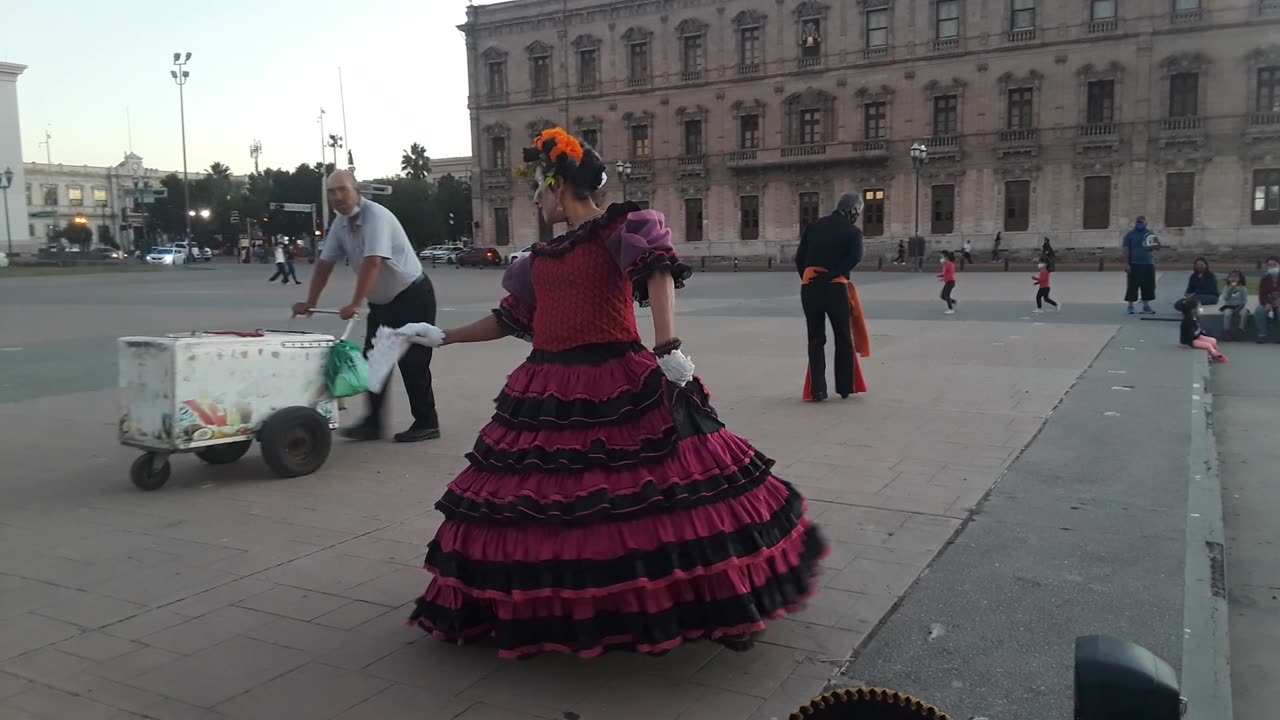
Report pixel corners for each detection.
[245,617,348,655]
[130,697,225,720]
[0,671,32,700]
[131,636,310,708]
[690,642,805,699]
[337,566,423,607]
[259,551,401,595]
[234,586,351,621]
[0,614,81,662]
[317,606,417,671]
[313,601,396,630]
[3,684,120,720]
[333,684,475,720]
[139,606,275,655]
[759,619,865,659]
[825,557,928,597]
[332,536,427,567]
[450,702,548,720]
[676,686,765,719]
[459,652,612,717]
[33,592,147,631]
[100,609,191,641]
[215,662,389,720]
[0,577,85,621]
[1,647,95,687]
[84,646,183,684]
[571,672,705,720]
[592,640,722,681]
[86,566,241,608]
[747,669,831,720]
[364,641,499,695]
[54,632,143,663]
[162,578,275,618]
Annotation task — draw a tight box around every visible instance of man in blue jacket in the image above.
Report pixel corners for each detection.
[1122,216,1157,315]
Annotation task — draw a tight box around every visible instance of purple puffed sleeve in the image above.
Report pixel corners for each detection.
[605,209,693,306]
[490,256,535,341]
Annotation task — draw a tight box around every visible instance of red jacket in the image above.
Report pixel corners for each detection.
[938,262,956,283]
[1033,269,1050,288]
[1260,274,1280,308]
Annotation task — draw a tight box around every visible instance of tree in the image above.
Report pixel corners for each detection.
[400,143,432,181]
[207,162,232,179]
[98,225,118,249]
[61,220,93,249]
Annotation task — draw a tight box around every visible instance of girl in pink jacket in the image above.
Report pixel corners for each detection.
[938,250,958,314]
[1032,261,1060,313]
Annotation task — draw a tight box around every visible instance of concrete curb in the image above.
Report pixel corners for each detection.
[1181,353,1233,720]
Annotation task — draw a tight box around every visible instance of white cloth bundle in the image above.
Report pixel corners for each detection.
[365,323,446,393]
[657,349,695,387]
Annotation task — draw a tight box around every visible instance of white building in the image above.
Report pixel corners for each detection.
[22,154,180,250]
[431,155,473,183]
[0,61,31,254]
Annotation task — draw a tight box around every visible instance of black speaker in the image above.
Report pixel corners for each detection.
[1074,635,1183,720]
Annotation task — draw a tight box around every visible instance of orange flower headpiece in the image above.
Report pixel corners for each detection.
[516,127,603,190]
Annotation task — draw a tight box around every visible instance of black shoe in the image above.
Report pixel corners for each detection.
[394,426,441,443]
[338,423,381,441]
[810,391,828,402]
[839,392,851,399]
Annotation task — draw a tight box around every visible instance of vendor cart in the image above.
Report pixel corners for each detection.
[118,312,355,490]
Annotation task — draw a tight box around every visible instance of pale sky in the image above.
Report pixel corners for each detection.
[1,0,504,179]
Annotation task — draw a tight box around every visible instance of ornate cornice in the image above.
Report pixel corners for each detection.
[676,17,709,35]
[733,9,768,27]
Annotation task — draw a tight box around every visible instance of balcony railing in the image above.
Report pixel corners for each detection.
[678,154,705,167]
[999,128,1039,144]
[1162,115,1204,132]
[727,150,759,165]
[485,90,508,104]
[1007,28,1037,43]
[681,69,704,82]
[738,62,761,76]
[577,80,599,94]
[931,37,960,52]
[481,168,512,189]
[1251,110,1280,126]
[926,134,962,159]
[1170,7,1203,23]
[1079,122,1118,137]
[850,139,890,161]
[628,76,649,88]
[781,143,827,158]
[798,55,822,70]
[1087,18,1119,33]
[864,45,888,59]
[627,159,653,177]
[532,87,551,100]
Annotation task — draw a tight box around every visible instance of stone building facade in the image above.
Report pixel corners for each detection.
[461,0,1280,259]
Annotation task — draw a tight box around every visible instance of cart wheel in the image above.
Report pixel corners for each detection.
[259,406,332,478]
[130,453,171,491]
[195,440,252,465]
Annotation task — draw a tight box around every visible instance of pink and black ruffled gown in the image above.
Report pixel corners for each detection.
[409,202,828,658]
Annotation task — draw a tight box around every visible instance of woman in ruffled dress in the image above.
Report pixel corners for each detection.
[406,128,827,659]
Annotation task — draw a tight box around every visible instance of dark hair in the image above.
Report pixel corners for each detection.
[521,129,606,200]
[1181,293,1200,319]
[1267,256,1280,265]
[1193,256,1210,272]
[1227,270,1246,284]
[942,250,956,261]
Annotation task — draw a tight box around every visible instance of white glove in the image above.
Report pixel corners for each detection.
[366,326,408,394]
[657,349,695,387]
[397,322,446,348]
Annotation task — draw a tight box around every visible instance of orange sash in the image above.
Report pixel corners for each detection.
[801,267,870,400]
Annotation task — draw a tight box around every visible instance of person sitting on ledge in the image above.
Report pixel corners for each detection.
[1174,257,1219,314]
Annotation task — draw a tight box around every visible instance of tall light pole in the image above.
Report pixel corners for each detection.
[327,134,344,170]
[909,141,929,271]
[614,160,632,201]
[0,167,13,255]
[170,52,193,240]
[249,140,262,174]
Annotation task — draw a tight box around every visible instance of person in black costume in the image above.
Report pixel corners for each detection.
[794,193,865,401]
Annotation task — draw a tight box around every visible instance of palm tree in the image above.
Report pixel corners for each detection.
[400,143,431,181]
[207,161,232,179]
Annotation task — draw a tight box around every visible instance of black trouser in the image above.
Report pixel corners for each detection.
[268,262,287,283]
[893,249,905,264]
[1125,264,1156,303]
[285,261,299,284]
[941,281,956,309]
[1036,287,1058,308]
[961,251,973,264]
[801,282,854,397]
[361,276,439,431]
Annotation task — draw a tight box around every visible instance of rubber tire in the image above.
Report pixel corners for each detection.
[130,453,171,491]
[194,440,252,465]
[259,406,332,479]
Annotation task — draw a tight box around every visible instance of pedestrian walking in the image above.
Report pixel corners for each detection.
[292,169,440,443]
[893,238,906,265]
[283,244,301,285]
[794,192,871,401]
[267,243,288,284]
[938,250,958,314]
[960,239,973,265]
[1040,237,1057,272]
[991,231,1002,261]
[1032,260,1060,313]
[1122,216,1158,315]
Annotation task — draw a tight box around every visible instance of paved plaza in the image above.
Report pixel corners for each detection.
[0,262,1236,719]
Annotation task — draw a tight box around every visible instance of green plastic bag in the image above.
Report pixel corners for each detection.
[326,339,369,398]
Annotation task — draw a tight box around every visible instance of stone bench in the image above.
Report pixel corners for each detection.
[1198,310,1280,342]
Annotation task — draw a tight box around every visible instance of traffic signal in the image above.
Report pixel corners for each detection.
[314,216,323,237]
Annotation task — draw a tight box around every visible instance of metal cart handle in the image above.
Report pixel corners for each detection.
[295,308,358,341]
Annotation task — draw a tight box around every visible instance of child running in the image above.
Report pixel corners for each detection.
[1031,260,1060,313]
[938,250,958,314]
[1180,295,1228,363]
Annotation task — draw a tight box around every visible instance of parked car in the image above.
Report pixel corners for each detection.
[87,247,123,261]
[506,245,534,265]
[417,245,444,260]
[455,247,503,268]
[0,252,8,268]
[146,247,187,266]
[199,247,213,262]
[423,245,466,264]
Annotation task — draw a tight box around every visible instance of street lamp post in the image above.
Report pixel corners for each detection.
[170,52,192,240]
[0,167,14,255]
[614,160,633,201]
[909,142,929,272]
[131,177,152,253]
